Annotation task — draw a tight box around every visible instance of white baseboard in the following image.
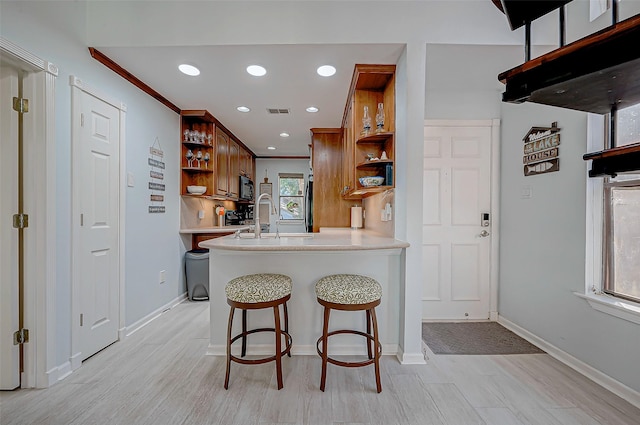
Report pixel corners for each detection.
[70,351,82,371]
[125,293,187,337]
[56,361,72,382]
[207,343,399,357]
[397,348,427,365]
[498,315,640,409]
[48,294,188,387]
[45,366,59,387]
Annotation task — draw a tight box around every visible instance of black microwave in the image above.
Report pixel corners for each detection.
[239,175,254,201]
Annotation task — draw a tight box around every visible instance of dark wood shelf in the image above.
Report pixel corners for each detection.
[182,141,213,149]
[356,159,393,169]
[344,185,394,199]
[356,132,394,144]
[499,14,640,114]
[182,167,214,173]
[583,142,640,177]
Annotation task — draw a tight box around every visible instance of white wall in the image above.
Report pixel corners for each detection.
[499,102,640,393]
[1,2,183,367]
[255,158,310,233]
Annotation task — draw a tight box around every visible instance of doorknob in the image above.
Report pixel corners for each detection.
[479,230,490,237]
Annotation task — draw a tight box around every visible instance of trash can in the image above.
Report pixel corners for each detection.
[185,248,209,301]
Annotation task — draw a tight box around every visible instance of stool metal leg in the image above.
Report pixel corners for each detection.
[241,309,247,357]
[319,306,331,392]
[273,304,284,390]
[370,307,382,393]
[283,302,291,357]
[366,309,373,360]
[224,306,235,390]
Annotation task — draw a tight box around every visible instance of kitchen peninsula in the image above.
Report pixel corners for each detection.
[199,229,411,360]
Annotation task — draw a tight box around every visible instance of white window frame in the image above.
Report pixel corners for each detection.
[579,113,640,325]
[278,173,305,222]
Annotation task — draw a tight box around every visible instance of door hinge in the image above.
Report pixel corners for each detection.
[12,97,29,114]
[81,113,84,127]
[80,213,84,226]
[80,313,83,326]
[12,213,29,229]
[13,328,29,345]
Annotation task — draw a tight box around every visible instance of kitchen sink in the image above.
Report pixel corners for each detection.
[237,232,314,239]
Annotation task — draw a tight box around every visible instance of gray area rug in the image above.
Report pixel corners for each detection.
[422,322,545,355]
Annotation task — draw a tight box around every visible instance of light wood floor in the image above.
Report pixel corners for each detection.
[2,301,639,425]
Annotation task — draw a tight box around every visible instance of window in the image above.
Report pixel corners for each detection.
[278,173,305,221]
[602,103,640,303]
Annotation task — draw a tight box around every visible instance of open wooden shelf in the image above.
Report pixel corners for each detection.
[356,159,393,169]
[583,142,640,177]
[356,132,394,144]
[499,14,640,114]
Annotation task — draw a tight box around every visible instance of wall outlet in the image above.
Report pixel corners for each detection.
[159,270,166,284]
[198,210,205,219]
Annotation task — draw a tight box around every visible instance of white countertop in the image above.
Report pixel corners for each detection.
[198,228,409,251]
[179,225,251,234]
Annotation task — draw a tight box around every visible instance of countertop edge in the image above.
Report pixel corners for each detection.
[198,229,410,252]
[179,225,251,234]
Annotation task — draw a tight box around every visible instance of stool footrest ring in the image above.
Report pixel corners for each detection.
[316,329,382,368]
[230,328,292,365]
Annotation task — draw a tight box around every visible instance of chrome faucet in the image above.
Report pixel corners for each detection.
[254,193,277,238]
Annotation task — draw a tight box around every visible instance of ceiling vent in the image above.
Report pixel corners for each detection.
[267,108,290,115]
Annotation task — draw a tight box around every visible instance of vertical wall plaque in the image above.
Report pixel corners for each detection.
[149,137,166,212]
[522,122,561,176]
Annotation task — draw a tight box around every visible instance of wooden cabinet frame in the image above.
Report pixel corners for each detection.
[341,64,396,199]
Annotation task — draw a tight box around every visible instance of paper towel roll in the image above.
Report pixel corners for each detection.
[351,206,363,229]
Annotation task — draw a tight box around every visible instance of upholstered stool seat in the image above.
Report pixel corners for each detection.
[315,274,382,393]
[224,273,293,390]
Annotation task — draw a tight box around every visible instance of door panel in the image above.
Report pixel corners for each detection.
[77,90,120,361]
[422,125,492,320]
[0,64,21,389]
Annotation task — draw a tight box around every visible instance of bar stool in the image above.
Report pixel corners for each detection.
[315,274,382,393]
[224,273,293,390]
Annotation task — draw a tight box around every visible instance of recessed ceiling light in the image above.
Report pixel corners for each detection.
[236,106,251,112]
[280,132,290,138]
[317,65,336,77]
[306,106,319,113]
[267,146,276,150]
[246,65,267,76]
[178,64,200,76]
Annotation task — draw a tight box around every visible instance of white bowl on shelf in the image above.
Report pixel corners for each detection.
[359,176,384,187]
[186,185,207,195]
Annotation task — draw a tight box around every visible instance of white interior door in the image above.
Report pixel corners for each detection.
[422,123,493,320]
[0,64,21,389]
[74,88,120,361]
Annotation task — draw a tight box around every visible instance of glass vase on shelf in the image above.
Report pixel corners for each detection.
[375,103,385,133]
[362,105,372,136]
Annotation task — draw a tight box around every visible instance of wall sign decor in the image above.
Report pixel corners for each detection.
[522,122,561,176]
[149,137,166,213]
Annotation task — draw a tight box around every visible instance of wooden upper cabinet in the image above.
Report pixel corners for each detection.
[342,100,356,196]
[181,109,254,200]
[239,148,254,180]
[180,111,215,196]
[341,64,396,199]
[228,139,240,198]
[215,128,230,197]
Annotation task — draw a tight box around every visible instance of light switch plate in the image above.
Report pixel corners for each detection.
[127,172,134,187]
[521,185,532,199]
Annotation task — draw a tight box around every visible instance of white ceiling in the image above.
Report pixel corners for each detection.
[97,43,406,157]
